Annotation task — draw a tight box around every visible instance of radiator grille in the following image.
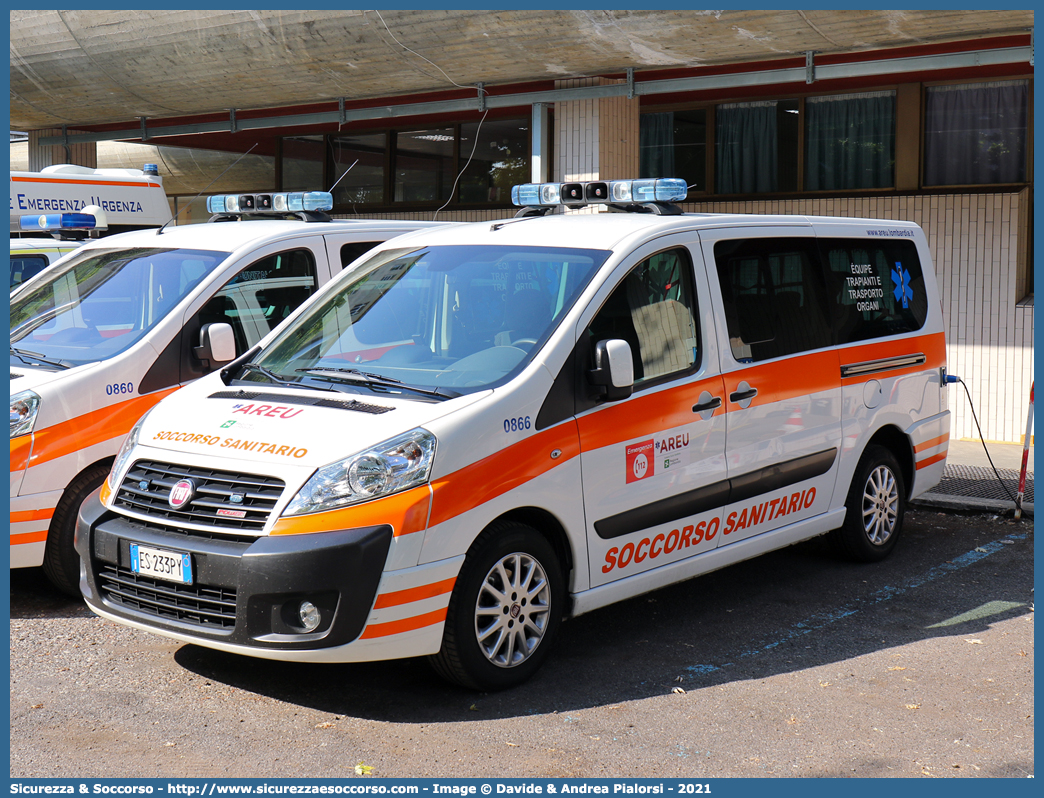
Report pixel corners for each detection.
[114,460,284,532]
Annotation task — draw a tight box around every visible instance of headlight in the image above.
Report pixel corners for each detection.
[10,390,41,438]
[284,428,436,516]
[106,412,149,491]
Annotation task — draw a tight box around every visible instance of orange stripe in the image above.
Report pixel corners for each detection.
[10,508,54,524]
[841,332,947,382]
[28,389,178,470]
[577,375,725,451]
[359,608,447,639]
[10,435,32,473]
[11,530,49,545]
[914,434,950,453]
[12,176,163,189]
[372,577,456,609]
[268,484,431,536]
[724,350,839,409]
[916,451,948,470]
[429,421,581,528]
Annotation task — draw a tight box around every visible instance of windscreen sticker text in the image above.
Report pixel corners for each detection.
[846,263,884,311]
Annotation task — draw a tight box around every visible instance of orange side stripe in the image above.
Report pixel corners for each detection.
[268,485,431,536]
[11,435,32,473]
[28,389,178,470]
[724,350,839,408]
[359,608,447,639]
[372,577,456,609]
[577,375,725,452]
[10,509,54,524]
[11,530,49,545]
[429,422,581,528]
[914,434,950,453]
[841,332,947,382]
[916,451,948,470]
[12,176,163,189]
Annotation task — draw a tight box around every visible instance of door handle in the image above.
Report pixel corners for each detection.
[730,387,758,403]
[692,396,722,413]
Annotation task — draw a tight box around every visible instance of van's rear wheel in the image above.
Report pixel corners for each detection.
[42,464,109,597]
[430,521,563,690]
[833,445,905,562]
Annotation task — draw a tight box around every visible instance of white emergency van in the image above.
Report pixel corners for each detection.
[11,190,446,594]
[10,163,172,289]
[76,178,950,690]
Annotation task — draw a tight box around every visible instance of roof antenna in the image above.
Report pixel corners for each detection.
[156,143,259,235]
[327,159,358,195]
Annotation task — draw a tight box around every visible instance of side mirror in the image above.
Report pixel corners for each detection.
[194,322,237,368]
[588,338,634,401]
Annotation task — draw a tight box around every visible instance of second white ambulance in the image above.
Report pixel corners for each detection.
[76,178,950,690]
[11,191,445,594]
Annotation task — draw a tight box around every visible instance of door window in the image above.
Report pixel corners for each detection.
[714,238,832,363]
[586,247,700,386]
[197,248,318,354]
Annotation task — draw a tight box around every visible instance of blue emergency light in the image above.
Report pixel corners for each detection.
[207,191,334,214]
[511,178,688,208]
[18,212,97,232]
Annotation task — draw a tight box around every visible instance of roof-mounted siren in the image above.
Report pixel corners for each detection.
[17,207,108,240]
[510,178,687,217]
[205,191,334,222]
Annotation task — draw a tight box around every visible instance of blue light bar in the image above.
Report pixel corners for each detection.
[19,213,97,232]
[206,191,334,216]
[512,178,688,208]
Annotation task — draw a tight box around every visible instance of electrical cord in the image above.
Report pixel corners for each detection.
[955,376,1032,518]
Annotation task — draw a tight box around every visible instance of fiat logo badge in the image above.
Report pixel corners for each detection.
[168,479,195,509]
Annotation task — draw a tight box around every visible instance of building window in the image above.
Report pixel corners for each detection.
[281,136,324,191]
[924,80,1029,186]
[805,91,895,191]
[393,127,455,203]
[331,133,387,207]
[716,100,798,194]
[457,118,530,204]
[638,110,706,190]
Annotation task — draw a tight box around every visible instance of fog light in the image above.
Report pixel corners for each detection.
[298,600,321,632]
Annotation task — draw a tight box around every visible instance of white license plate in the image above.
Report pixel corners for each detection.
[130,543,193,585]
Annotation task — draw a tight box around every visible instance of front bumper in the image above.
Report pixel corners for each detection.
[76,490,392,650]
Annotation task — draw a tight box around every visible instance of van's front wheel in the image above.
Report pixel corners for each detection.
[833,445,905,562]
[43,464,110,596]
[430,521,563,690]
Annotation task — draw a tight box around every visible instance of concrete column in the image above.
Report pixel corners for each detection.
[553,78,640,184]
[27,128,97,171]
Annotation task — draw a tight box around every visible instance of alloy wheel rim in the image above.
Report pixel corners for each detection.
[474,552,551,668]
[861,465,899,545]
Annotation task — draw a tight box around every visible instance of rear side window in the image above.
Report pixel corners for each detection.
[340,241,381,269]
[818,238,928,343]
[714,238,832,363]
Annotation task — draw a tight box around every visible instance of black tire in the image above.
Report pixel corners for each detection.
[831,444,906,562]
[429,521,564,691]
[42,464,110,597]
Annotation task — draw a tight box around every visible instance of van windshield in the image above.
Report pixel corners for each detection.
[10,246,229,368]
[250,244,610,397]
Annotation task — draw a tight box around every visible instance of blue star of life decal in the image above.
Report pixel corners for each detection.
[892,263,911,309]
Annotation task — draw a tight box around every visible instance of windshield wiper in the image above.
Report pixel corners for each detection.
[235,363,335,393]
[10,347,71,370]
[297,366,458,400]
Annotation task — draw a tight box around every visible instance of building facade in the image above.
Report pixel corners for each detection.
[11,11,1034,443]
